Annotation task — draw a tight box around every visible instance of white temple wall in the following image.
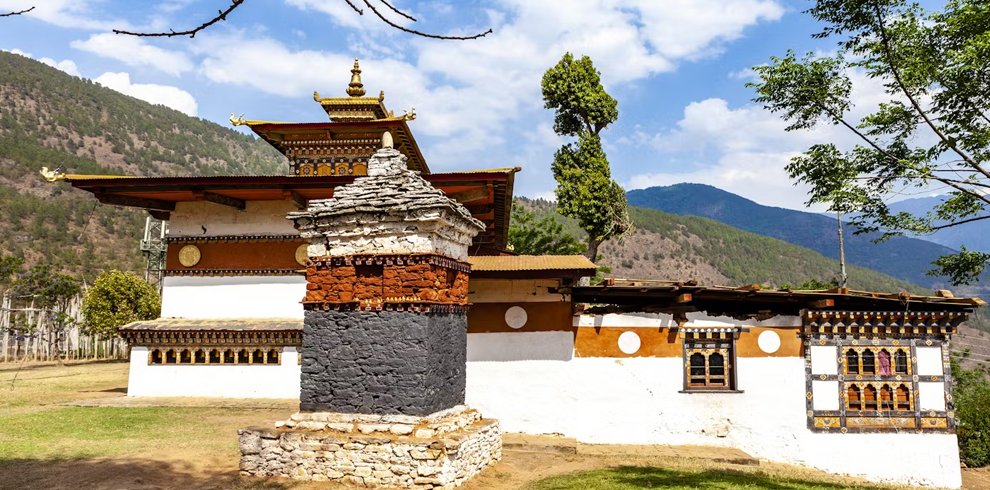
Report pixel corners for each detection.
[127,346,301,398]
[160,276,306,319]
[168,201,299,237]
[464,351,960,488]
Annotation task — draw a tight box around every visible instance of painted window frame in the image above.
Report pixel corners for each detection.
[805,337,954,433]
[681,335,740,393]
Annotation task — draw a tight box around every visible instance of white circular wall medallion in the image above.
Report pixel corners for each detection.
[294,244,311,266]
[177,245,201,267]
[757,330,781,354]
[504,306,528,329]
[617,331,641,355]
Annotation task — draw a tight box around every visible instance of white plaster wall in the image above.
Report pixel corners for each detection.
[127,346,301,398]
[467,332,573,362]
[168,201,299,237]
[811,381,839,410]
[919,382,947,411]
[810,345,838,375]
[160,276,306,319]
[465,351,961,488]
[916,346,944,375]
[574,312,802,328]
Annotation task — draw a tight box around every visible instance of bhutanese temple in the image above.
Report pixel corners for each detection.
[42,60,986,489]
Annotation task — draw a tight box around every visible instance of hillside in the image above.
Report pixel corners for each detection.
[517,198,918,293]
[626,183,982,289]
[0,51,285,279]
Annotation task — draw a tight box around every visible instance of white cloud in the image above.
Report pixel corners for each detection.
[624,69,896,210]
[191,0,782,178]
[71,34,193,76]
[5,0,128,31]
[39,57,81,77]
[94,72,198,116]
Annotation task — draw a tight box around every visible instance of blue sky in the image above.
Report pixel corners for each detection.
[0,1,858,210]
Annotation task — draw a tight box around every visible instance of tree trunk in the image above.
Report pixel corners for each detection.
[586,236,601,262]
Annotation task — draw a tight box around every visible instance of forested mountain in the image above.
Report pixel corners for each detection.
[518,198,917,293]
[0,51,285,279]
[626,183,981,289]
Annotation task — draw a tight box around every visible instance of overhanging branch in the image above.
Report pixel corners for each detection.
[113,0,245,38]
[1,6,34,17]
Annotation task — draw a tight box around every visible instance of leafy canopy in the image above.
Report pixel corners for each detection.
[750,0,990,285]
[81,270,160,339]
[541,53,619,137]
[508,203,586,256]
[542,53,630,260]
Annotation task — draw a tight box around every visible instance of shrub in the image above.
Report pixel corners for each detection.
[82,270,160,339]
[952,356,990,467]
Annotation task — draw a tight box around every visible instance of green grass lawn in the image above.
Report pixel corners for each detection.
[527,466,879,490]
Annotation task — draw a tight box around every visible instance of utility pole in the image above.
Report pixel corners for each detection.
[837,211,848,288]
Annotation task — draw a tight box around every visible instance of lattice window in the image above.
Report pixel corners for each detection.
[148,347,284,365]
[683,337,736,392]
[843,382,915,413]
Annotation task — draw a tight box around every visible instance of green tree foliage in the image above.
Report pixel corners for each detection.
[0,253,22,288]
[750,0,990,285]
[951,355,990,467]
[542,53,630,261]
[81,270,161,339]
[508,203,586,256]
[780,278,841,290]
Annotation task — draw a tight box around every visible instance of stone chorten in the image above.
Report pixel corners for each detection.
[238,136,501,488]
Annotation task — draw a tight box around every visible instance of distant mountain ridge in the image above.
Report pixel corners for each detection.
[517,197,917,294]
[886,196,990,253]
[626,183,979,289]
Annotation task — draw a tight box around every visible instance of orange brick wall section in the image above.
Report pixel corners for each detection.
[305,262,469,305]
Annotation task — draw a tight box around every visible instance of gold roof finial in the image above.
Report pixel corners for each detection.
[346,59,366,97]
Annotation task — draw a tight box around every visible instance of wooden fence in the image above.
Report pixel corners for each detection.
[0,291,127,362]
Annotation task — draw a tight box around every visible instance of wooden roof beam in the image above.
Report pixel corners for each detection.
[148,210,171,221]
[96,193,175,211]
[195,191,246,210]
[447,185,490,203]
[285,190,308,209]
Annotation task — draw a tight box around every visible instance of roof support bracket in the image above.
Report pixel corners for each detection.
[195,191,246,210]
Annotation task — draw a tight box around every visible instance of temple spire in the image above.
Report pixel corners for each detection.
[346,59,366,97]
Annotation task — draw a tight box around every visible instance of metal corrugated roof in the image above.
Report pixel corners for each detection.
[467,255,597,272]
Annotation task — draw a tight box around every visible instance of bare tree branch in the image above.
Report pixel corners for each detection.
[361,0,491,40]
[110,0,490,41]
[379,0,416,22]
[0,6,34,17]
[929,215,990,231]
[113,0,245,38]
[344,0,363,15]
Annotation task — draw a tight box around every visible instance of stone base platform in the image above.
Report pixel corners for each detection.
[238,405,501,488]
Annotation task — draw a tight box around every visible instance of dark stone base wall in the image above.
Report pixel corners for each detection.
[300,310,466,416]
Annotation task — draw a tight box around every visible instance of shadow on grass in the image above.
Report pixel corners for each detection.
[528,465,882,489]
[0,359,127,374]
[0,458,297,490]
